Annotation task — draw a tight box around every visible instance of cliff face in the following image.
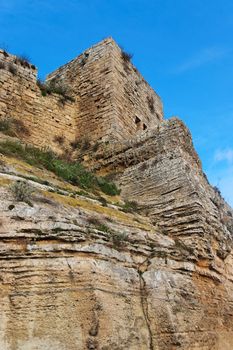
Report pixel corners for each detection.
[83,117,233,349]
[0,39,233,350]
[0,117,233,350]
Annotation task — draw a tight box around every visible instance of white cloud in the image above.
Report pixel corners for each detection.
[214,148,233,164]
[175,47,229,73]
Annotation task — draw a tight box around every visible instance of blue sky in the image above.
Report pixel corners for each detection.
[0,0,233,206]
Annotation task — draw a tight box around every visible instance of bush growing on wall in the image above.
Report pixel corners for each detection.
[37,79,75,103]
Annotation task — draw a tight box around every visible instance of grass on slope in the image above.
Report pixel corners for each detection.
[0,140,120,196]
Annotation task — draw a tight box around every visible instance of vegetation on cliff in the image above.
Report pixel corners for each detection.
[0,140,120,196]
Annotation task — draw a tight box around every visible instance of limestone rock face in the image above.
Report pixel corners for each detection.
[86,117,233,349]
[91,118,233,262]
[0,171,168,350]
[0,115,233,349]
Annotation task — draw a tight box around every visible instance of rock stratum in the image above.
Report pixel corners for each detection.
[0,38,233,350]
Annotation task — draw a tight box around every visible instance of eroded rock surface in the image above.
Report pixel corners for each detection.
[0,118,233,349]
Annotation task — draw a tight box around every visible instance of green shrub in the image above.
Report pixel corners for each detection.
[0,140,120,196]
[14,55,31,68]
[121,200,139,213]
[0,118,13,135]
[111,232,128,247]
[12,118,30,136]
[121,50,133,63]
[87,217,110,233]
[70,137,91,152]
[37,79,74,103]
[97,177,121,196]
[96,223,111,233]
[10,180,34,203]
[0,117,29,137]
[37,79,48,96]
[87,216,102,226]
[121,49,133,73]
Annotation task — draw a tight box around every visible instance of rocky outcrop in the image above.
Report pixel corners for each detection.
[0,119,233,349]
[0,163,171,350]
[84,117,233,349]
[90,117,233,263]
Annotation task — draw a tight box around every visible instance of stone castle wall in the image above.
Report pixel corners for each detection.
[110,40,163,140]
[0,50,78,153]
[47,39,116,143]
[47,38,163,142]
[0,39,163,150]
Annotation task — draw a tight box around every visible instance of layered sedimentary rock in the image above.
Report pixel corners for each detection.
[0,38,233,349]
[0,115,233,349]
[86,117,233,349]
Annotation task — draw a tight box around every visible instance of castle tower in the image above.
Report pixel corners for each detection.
[0,38,163,151]
[47,38,163,143]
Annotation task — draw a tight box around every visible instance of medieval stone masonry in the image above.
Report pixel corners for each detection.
[0,38,163,151]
